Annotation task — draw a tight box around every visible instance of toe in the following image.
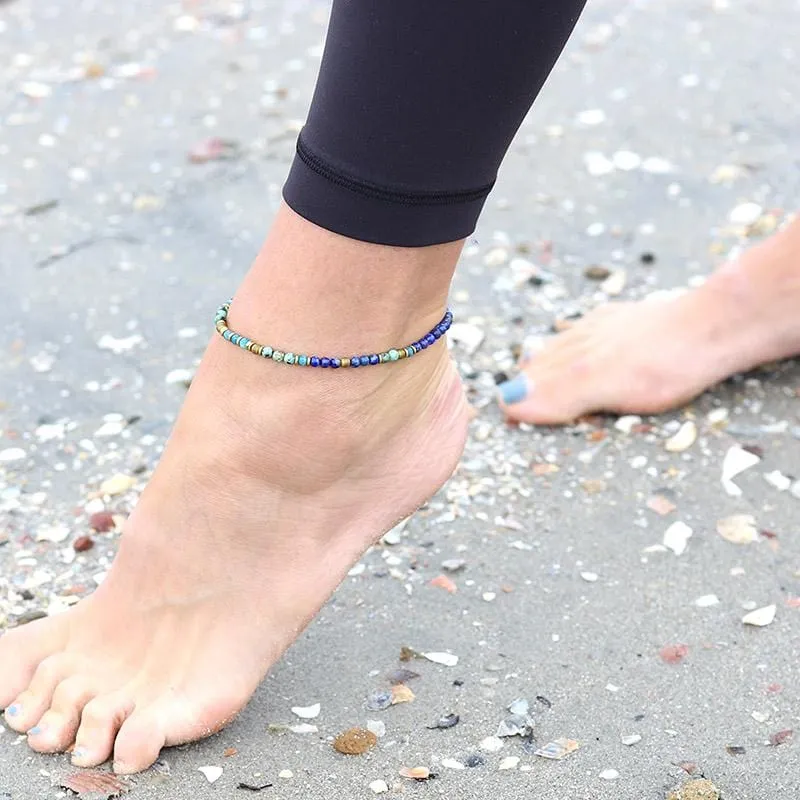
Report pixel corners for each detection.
[72,693,135,768]
[500,345,597,425]
[4,654,72,732]
[26,677,97,753]
[113,709,167,774]
[0,618,66,710]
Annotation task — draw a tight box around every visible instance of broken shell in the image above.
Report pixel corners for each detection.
[742,604,776,627]
[716,514,758,545]
[665,421,697,453]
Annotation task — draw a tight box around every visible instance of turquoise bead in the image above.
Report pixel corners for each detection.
[388,349,399,361]
[284,352,295,365]
[239,338,251,349]
[298,355,308,366]
[272,350,284,362]
[262,346,273,357]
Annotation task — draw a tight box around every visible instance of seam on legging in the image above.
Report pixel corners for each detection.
[296,135,495,207]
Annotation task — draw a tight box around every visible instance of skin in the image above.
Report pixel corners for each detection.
[500,215,800,424]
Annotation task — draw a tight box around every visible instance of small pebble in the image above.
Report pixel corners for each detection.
[369,780,389,794]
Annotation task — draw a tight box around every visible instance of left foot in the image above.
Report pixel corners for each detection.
[0,207,469,773]
[498,217,800,424]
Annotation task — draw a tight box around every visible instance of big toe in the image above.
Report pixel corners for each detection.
[112,709,167,774]
[498,348,602,425]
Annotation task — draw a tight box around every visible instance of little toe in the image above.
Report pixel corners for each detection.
[4,654,73,732]
[113,709,167,775]
[72,693,135,768]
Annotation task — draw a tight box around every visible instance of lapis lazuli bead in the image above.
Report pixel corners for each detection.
[356,355,367,366]
[424,333,435,345]
[369,354,380,365]
[310,356,320,367]
[321,357,331,368]
[350,356,360,368]
[331,358,341,369]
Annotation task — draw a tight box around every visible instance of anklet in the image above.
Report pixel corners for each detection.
[214,301,453,368]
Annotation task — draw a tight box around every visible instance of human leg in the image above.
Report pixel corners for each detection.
[2,0,587,772]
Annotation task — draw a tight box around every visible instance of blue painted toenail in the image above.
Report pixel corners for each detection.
[72,747,87,760]
[6,704,20,717]
[498,374,530,405]
[28,726,42,735]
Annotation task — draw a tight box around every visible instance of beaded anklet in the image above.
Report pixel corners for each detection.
[214,301,453,368]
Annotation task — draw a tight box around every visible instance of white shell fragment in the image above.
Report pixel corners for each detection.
[729,202,763,225]
[600,769,620,780]
[764,470,791,492]
[621,734,642,746]
[291,703,320,720]
[0,448,26,463]
[498,756,520,771]
[663,521,693,556]
[600,269,627,296]
[716,514,758,545]
[742,604,776,627]
[664,421,697,453]
[448,322,485,355]
[584,151,615,176]
[577,108,606,126]
[423,651,459,667]
[198,766,223,784]
[615,415,642,434]
[479,736,505,753]
[97,333,144,354]
[35,524,70,543]
[289,723,318,734]
[612,150,642,171]
[721,446,761,496]
[369,780,389,794]
[694,594,720,608]
[580,571,599,583]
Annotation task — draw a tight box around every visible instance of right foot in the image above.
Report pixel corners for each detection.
[0,207,470,773]
[499,217,800,424]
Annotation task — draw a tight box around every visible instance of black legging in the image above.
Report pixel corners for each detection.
[283,0,587,247]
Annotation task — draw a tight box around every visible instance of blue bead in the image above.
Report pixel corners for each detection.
[419,338,428,349]
[310,356,320,367]
[231,334,241,345]
[433,328,442,339]
[369,354,380,365]
[331,358,341,369]
[425,333,435,345]
[223,330,232,341]
[298,355,307,366]
[239,338,251,349]
[358,355,369,366]
[350,356,360,368]
[321,357,331,368]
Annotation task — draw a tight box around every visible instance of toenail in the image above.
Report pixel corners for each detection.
[28,726,43,736]
[498,374,530,405]
[6,704,21,717]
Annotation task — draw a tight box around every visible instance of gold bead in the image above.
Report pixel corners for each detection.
[341,357,350,368]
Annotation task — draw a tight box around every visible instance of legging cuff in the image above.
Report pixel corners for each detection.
[282,132,493,248]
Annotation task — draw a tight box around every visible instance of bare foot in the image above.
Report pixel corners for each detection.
[0,208,470,773]
[499,218,800,424]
